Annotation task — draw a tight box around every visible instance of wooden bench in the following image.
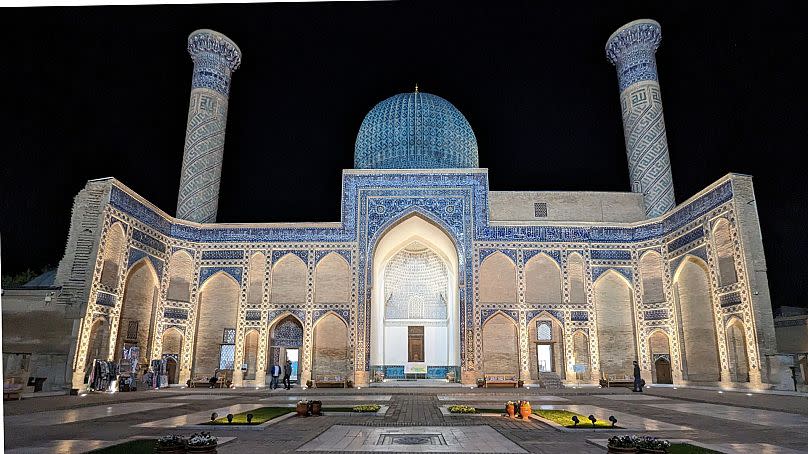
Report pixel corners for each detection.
[188,374,209,388]
[484,374,518,388]
[599,373,634,388]
[315,374,346,388]
[3,378,23,401]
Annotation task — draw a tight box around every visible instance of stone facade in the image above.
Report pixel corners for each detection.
[3,21,785,392]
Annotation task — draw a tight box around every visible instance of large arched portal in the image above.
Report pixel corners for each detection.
[371,214,460,380]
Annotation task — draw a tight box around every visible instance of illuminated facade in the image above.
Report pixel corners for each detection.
[39,20,781,390]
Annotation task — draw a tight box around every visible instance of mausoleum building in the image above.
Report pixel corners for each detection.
[8,20,785,391]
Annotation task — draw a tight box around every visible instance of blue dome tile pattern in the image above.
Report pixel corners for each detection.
[354,91,479,169]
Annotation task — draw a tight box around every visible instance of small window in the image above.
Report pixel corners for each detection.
[219,344,235,370]
[222,328,236,344]
[537,321,552,341]
[408,326,424,362]
[534,202,548,218]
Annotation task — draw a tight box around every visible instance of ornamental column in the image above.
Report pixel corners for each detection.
[606,19,675,218]
[176,29,241,223]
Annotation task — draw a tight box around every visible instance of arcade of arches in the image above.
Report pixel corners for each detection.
[78,215,758,388]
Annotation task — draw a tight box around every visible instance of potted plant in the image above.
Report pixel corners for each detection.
[518,379,524,388]
[607,435,639,453]
[296,399,310,416]
[637,437,670,454]
[310,400,323,416]
[346,379,353,388]
[505,401,515,418]
[519,400,532,420]
[305,379,313,389]
[186,432,217,453]
[476,377,485,388]
[155,435,185,454]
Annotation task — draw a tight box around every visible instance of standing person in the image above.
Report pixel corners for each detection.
[269,363,281,390]
[633,360,642,392]
[283,360,292,390]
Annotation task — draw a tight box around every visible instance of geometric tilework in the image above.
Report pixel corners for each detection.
[523,249,561,265]
[176,30,241,224]
[606,20,675,218]
[592,266,633,283]
[272,249,308,265]
[96,291,117,307]
[668,228,705,252]
[590,249,632,261]
[644,309,668,320]
[199,266,242,285]
[201,249,244,260]
[312,309,350,325]
[245,310,261,321]
[127,247,164,278]
[354,91,478,169]
[480,309,519,324]
[571,311,589,322]
[719,292,742,308]
[163,307,188,320]
[132,229,166,253]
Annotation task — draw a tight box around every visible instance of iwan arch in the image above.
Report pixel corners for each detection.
[48,20,780,390]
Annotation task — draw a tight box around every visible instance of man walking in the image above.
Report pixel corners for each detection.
[269,363,281,390]
[633,360,643,392]
[283,360,293,390]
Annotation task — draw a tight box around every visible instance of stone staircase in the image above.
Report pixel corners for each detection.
[539,371,564,389]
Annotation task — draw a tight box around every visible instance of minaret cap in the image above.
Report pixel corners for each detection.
[188,29,242,72]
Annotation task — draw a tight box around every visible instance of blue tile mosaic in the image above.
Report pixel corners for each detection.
[164,307,188,320]
[571,311,589,322]
[96,291,117,307]
[592,266,633,283]
[523,249,562,265]
[644,309,668,320]
[201,249,244,260]
[383,365,405,379]
[668,228,705,253]
[481,309,519,324]
[245,310,261,321]
[127,247,164,278]
[199,266,242,285]
[591,249,632,261]
[426,366,448,379]
[720,292,742,308]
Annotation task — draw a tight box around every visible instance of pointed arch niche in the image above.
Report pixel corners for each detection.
[370,214,460,371]
[115,258,159,367]
[594,270,636,380]
[194,272,240,377]
[673,256,721,383]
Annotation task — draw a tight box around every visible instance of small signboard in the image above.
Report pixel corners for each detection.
[573,364,587,373]
[405,363,427,374]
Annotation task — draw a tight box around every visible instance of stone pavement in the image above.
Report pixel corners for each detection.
[2,386,808,453]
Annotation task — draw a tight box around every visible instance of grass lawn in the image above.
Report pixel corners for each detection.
[88,439,156,453]
[669,443,721,454]
[533,409,619,429]
[204,407,292,425]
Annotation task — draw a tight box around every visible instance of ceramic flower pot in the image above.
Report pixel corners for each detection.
[506,404,515,418]
[310,400,322,416]
[519,403,532,420]
[296,402,309,416]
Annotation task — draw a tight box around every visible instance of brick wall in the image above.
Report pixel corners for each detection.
[640,251,664,303]
[167,250,193,302]
[525,254,561,304]
[312,314,348,377]
[479,252,516,303]
[271,254,307,303]
[568,253,586,305]
[116,260,158,365]
[675,258,721,382]
[594,272,636,378]
[314,253,351,303]
[194,273,239,376]
[482,313,519,375]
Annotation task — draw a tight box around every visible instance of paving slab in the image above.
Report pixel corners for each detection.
[648,402,808,427]
[4,402,186,426]
[135,403,265,428]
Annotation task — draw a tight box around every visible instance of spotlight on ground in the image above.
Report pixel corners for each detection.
[246,413,254,423]
[609,415,617,427]
[571,415,579,426]
[210,412,218,421]
[226,413,234,423]
[588,414,597,427]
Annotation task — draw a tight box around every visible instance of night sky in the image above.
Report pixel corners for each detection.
[1,2,806,309]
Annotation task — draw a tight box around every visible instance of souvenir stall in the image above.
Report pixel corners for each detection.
[87,359,119,392]
[117,346,140,392]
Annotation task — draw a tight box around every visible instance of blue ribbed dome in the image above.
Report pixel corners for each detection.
[354,91,478,169]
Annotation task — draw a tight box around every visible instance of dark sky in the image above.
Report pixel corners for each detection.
[1,2,806,309]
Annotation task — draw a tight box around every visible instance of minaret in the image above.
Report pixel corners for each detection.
[606,19,675,218]
[176,29,242,223]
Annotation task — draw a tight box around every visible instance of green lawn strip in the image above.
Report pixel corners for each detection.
[204,407,292,425]
[533,409,618,428]
[87,439,156,453]
[669,443,722,454]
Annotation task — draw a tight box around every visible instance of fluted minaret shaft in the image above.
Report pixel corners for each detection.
[176,29,242,223]
[606,19,675,218]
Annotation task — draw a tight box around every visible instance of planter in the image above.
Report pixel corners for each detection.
[310,400,322,416]
[519,402,532,420]
[505,404,515,418]
[296,402,309,417]
[187,445,217,454]
[607,447,637,453]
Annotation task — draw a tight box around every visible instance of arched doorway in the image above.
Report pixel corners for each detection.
[481,313,519,376]
[726,318,750,383]
[161,328,183,385]
[654,357,673,384]
[370,214,460,381]
[115,258,159,371]
[527,313,565,381]
[267,315,304,384]
[649,330,672,384]
[594,270,636,381]
[312,313,349,383]
[85,317,111,381]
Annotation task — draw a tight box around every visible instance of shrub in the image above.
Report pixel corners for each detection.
[187,432,217,447]
[607,435,640,448]
[448,405,477,414]
[637,436,671,451]
[156,435,184,447]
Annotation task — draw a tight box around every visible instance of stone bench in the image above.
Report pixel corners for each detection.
[3,378,23,401]
[599,374,634,388]
[484,374,518,388]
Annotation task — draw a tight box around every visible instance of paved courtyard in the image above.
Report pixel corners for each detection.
[3,385,808,453]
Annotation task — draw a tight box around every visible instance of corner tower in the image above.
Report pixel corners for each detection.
[606,19,675,218]
[176,29,241,223]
